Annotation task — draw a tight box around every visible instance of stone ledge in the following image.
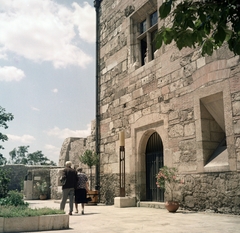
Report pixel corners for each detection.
[114,197,136,208]
[0,214,69,232]
[139,201,165,209]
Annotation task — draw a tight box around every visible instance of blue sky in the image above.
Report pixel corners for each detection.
[0,0,96,164]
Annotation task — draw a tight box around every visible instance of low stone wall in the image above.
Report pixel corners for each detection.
[99,173,119,205]
[50,168,64,200]
[180,171,240,214]
[0,214,69,232]
[1,165,31,191]
[0,165,64,200]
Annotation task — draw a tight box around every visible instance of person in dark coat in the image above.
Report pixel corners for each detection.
[60,161,78,215]
[74,167,89,214]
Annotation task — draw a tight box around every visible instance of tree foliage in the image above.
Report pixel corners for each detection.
[9,146,56,166]
[0,168,11,198]
[156,0,240,56]
[79,149,99,190]
[0,106,56,166]
[79,149,99,169]
[0,107,14,164]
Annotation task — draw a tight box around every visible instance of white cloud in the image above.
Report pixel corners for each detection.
[0,0,95,69]
[31,106,40,111]
[52,88,58,93]
[44,144,60,156]
[7,134,36,144]
[46,124,91,139]
[72,2,96,43]
[0,66,25,81]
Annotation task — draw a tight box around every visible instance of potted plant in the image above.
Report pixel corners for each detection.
[35,181,48,200]
[156,166,183,212]
[79,149,99,204]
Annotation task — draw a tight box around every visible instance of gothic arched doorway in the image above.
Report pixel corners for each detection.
[145,132,164,201]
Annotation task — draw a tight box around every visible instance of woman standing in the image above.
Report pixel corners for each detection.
[75,167,89,214]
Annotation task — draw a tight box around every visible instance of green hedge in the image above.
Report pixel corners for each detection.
[0,190,65,218]
[0,206,65,218]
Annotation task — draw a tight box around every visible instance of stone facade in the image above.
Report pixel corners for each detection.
[93,0,240,213]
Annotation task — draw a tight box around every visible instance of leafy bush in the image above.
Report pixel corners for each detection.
[0,206,65,218]
[0,168,11,198]
[0,190,28,207]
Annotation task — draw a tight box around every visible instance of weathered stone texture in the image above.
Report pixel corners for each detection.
[58,119,96,166]
[1,165,64,200]
[180,172,240,214]
[15,0,233,211]
[94,0,240,213]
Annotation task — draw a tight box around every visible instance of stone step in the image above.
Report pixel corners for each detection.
[139,201,166,209]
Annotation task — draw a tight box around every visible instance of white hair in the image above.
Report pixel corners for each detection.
[65,161,72,167]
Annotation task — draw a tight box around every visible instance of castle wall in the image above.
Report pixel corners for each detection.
[96,0,240,213]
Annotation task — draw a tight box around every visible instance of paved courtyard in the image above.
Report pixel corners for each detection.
[25,199,240,233]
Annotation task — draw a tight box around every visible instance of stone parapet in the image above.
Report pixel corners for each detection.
[0,214,69,233]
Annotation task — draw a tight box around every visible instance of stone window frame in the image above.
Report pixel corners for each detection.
[194,74,235,173]
[129,0,158,68]
[138,11,158,66]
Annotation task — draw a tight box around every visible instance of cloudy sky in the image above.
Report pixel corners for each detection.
[0,0,96,164]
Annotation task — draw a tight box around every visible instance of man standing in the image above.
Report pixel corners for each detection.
[60,161,78,215]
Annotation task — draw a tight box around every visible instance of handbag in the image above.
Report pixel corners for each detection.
[59,176,66,186]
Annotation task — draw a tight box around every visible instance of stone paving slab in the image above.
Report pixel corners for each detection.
[23,200,240,233]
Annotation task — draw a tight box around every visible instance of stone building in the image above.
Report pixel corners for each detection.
[58,119,96,167]
[90,0,240,213]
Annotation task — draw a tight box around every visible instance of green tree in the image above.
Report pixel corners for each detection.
[9,146,29,164]
[156,0,240,56]
[9,146,56,166]
[0,168,11,198]
[0,155,7,166]
[79,149,99,190]
[0,107,14,164]
[27,150,56,165]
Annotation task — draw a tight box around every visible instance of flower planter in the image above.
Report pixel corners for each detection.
[87,190,98,205]
[39,194,47,200]
[165,201,179,213]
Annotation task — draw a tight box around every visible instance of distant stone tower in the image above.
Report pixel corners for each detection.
[58,137,87,167]
[58,120,96,168]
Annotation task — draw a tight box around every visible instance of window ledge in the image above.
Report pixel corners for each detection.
[204,148,229,172]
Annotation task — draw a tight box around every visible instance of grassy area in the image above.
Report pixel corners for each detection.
[0,206,65,218]
[0,188,64,218]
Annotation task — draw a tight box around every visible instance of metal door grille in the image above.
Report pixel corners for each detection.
[146,132,164,202]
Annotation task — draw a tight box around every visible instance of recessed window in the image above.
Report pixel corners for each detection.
[150,11,158,26]
[137,11,158,66]
[140,20,147,34]
[129,0,158,68]
[200,92,229,171]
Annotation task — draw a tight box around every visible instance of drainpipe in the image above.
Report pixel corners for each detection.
[94,0,101,193]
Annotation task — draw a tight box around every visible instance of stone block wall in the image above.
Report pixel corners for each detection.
[95,0,240,213]
[0,165,62,200]
[59,120,96,168]
[1,165,29,191]
[179,172,240,214]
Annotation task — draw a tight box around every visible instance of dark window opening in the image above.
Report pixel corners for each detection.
[150,11,158,26]
[141,37,147,66]
[151,30,157,60]
[140,20,147,34]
